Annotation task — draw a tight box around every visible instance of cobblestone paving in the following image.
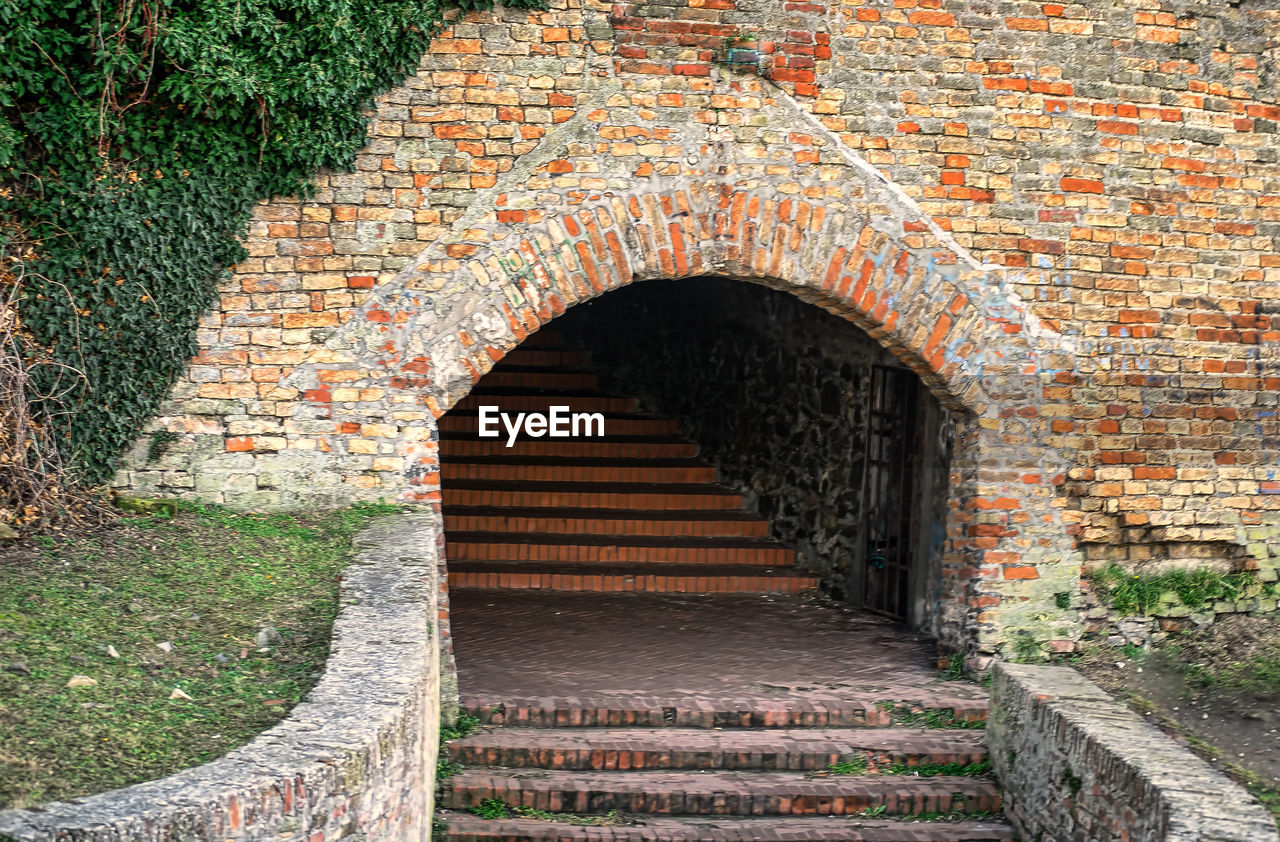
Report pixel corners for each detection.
[450,590,983,701]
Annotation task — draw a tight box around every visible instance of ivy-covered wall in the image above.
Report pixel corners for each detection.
[1,0,538,505]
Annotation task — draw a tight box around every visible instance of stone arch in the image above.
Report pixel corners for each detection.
[314,181,1018,424]
[276,169,1079,658]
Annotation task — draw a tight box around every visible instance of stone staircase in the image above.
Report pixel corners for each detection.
[434,694,1011,840]
[439,332,818,594]
[436,331,1012,839]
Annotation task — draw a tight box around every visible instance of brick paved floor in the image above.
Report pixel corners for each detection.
[449,590,984,701]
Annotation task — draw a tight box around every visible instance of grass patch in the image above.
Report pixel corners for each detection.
[1086,564,1274,616]
[1184,651,1280,699]
[466,799,626,826]
[890,706,985,730]
[437,709,481,781]
[942,653,964,681]
[887,759,992,777]
[1161,621,1280,701]
[0,500,401,808]
[825,756,869,775]
[468,797,511,819]
[441,710,481,743]
[512,807,626,826]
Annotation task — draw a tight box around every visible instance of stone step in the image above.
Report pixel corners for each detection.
[448,727,987,772]
[514,330,563,347]
[460,695,990,730]
[441,458,718,484]
[440,412,677,437]
[435,812,1016,841]
[455,392,639,413]
[479,369,602,390]
[441,481,743,511]
[502,348,592,367]
[439,770,1002,817]
[448,563,819,593]
[445,533,792,565]
[443,508,768,538]
[439,437,699,460]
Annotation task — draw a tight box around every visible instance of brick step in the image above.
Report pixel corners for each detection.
[440,412,676,437]
[460,694,989,730]
[443,509,770,538]
[455,392,639,413]
[514,330,563,347]
[501,349,592,367]
[447,563,818,593]
[441,481,743,511]
[445,533,792,566]
[439,770,1002,816]
[449,727,987,772]
[439,437,699,460]
[441,459,718,484]
[478,370,601,390]
[435,812,1016,841]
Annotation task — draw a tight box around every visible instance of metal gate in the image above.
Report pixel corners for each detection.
[860,365,919,619]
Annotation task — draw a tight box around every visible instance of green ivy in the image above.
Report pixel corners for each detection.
[2,0,541,485]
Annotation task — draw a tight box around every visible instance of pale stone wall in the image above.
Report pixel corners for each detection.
[988,662,1278,842]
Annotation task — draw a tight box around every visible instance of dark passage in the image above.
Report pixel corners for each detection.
[550,277,950,623]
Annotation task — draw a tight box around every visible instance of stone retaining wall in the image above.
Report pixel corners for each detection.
[988,662,1278,842]
[0,511,442,842]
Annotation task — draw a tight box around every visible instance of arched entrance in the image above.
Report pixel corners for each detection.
[440,275,951,627]
[274,173,1080,660]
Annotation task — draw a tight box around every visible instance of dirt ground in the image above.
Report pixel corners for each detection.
[1073,615,1280,820]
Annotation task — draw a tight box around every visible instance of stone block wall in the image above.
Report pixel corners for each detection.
[988,662,1278,842]
[0,513,443,842]
[110,0,1280,655]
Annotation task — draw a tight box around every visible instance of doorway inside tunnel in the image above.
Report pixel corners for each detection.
[438,276,951,627]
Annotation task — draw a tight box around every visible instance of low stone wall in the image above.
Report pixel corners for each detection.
[0,511,442,842]
[989,662,1278,842]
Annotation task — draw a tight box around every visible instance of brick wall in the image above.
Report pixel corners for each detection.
[112,0,1280,657]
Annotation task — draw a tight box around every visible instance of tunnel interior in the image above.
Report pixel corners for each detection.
[548,277,950,625]
[459,276,954,627]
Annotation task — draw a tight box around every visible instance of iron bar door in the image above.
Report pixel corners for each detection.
[861,365,919,619]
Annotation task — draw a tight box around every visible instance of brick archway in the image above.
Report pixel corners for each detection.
[276,172,1079,658]
[323,181,1033,422]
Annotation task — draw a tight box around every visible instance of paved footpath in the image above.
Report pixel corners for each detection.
[450,590,984,703]
[438,591,1009,839]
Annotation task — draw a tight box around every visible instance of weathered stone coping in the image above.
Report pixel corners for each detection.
[0,510,442,842]
[989,662,1278,842]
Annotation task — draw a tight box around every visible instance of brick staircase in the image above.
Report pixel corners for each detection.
[435,693,1011,840]
[439,332,818,594]
[436,332,1011,839]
